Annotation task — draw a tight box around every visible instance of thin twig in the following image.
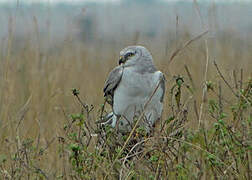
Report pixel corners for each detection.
[240,68,243,90]
[213,60,238,97]
[194,100,199,122]
[184,65,196,90]
[233,70,238,90]
[16,95,32,131]
[169,30,208,64]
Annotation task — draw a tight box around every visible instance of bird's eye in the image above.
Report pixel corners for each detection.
[127,52,134,58]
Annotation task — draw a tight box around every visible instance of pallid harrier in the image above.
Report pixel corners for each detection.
[103,46,165,133]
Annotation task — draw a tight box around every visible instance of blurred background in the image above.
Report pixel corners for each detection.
[1,0,252,55]
[0,0,251,175]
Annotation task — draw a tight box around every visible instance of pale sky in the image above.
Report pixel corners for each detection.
[0,0,119,3]
[0,0,251,3]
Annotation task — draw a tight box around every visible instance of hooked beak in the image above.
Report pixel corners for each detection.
[119,56,125,65]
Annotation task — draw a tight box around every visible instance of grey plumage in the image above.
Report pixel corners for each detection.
[103,45,165,133]
[103,66,123,105]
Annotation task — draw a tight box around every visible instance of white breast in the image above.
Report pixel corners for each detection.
[113,67,164,132]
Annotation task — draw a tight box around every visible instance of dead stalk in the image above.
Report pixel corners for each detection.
[193,0,210,130]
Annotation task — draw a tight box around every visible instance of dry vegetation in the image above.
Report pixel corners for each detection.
[0,2,251,180]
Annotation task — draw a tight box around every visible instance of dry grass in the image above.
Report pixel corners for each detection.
[0,3,251,179]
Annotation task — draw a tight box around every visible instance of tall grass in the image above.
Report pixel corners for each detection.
[0,3,251,179]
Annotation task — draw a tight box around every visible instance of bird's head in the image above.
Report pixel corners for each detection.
[118,45,153,66]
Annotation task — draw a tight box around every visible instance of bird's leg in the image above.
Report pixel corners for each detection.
[112,115,120,128]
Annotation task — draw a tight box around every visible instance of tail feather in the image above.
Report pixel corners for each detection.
[100,112,113,125]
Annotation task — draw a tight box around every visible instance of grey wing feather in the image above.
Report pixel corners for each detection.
[159,73,166,102]
[103,66,123,105]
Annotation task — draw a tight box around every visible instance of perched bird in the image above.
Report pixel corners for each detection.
[103,46,165,133]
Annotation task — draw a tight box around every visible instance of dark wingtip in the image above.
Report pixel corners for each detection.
[103,90,108,97]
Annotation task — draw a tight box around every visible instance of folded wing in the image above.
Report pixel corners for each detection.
[103,66,123,106]
[159,72,166,103]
